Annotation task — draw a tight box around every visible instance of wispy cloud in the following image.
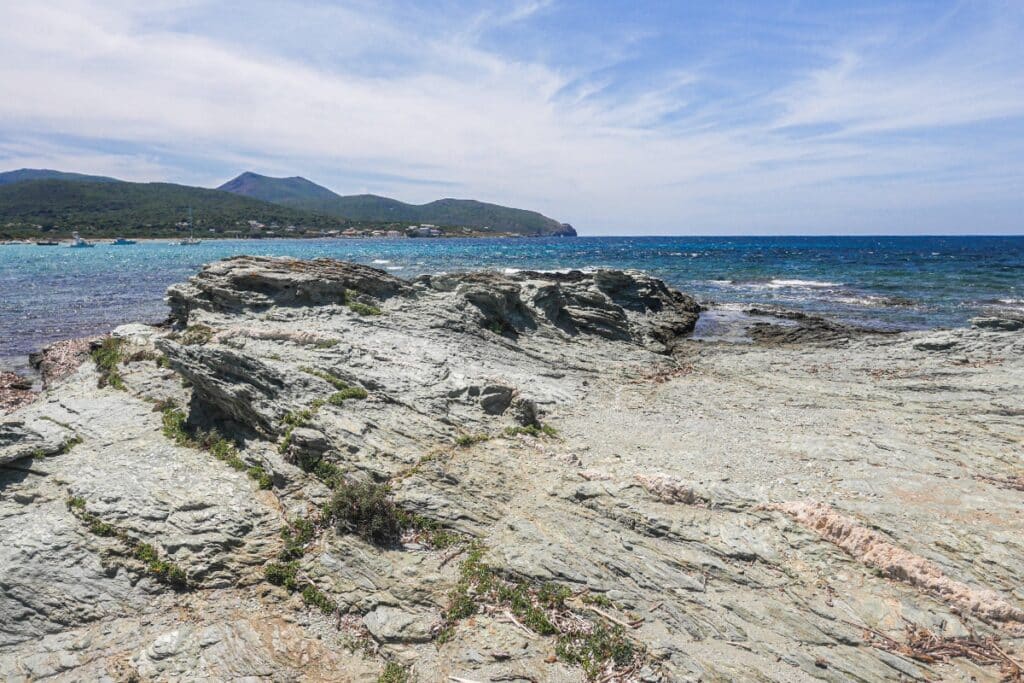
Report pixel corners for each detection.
[0,0,1021,233]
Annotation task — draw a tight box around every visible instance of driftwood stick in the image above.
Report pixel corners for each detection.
[587,605,640,629]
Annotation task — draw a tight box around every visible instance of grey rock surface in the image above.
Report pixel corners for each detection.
[1,256,1021,682]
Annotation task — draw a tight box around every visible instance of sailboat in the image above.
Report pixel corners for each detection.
[69,231,95,248]
[177,207,201,245]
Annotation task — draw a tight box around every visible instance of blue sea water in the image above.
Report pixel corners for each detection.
[1,235,1022,368]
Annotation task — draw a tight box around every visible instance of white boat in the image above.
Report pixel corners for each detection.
[69,232,94,248]
[111,237,137,245]
[177,207,201,245]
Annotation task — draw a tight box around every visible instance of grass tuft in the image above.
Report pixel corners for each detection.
[329,387,368,404]
[455,432,490,447]
[377,662,409,683]
[91,336,126,390]
[556,622,637,681]
[179,323,214,346]
[348,301,383,316]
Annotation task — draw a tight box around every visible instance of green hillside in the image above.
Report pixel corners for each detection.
[0,179,349,237]
[0,168,120,186]
[218,172,575,236]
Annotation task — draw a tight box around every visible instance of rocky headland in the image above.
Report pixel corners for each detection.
[1,256,1022,682]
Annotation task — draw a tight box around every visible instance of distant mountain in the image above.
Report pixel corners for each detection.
[218,171,341,206]
[218,172,576,236]
[0,179,349,235]
[0,168,120,186]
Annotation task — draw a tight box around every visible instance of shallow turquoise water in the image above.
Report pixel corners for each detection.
[1,235,1022,366]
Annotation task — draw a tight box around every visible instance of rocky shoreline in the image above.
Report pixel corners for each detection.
[2,256,1022,682]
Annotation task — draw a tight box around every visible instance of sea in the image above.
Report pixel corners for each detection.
[1,235,1022,370]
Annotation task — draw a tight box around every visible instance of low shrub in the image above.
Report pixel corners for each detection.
[264,561,299,590]
[325,479,402,546]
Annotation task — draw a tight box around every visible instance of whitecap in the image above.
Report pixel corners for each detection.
[372,259,390,264]
[766,279,842,288]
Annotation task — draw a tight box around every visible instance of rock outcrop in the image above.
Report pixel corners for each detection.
[2,256,1022,682]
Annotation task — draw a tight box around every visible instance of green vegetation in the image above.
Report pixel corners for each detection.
[0,168,118,185]
[60,436,84,454]
[377,662,410,683]
[394,511,463,549]
[504,424,559,438]
[67,496,189,589]
[280,518,316,560]
[160,405,272,489]
[90,336,126,390]
[556,622,637,681]
[347,301,383,316]
[179,324,214,346]
[329,387,368,404]
[300,366,352,390]
[455,432,490,447]
[301,584,337,613]
[440,543,566,638]
[0,178,353,238]
[324,479,403,546]
[264,516,336,616]
[278,402,326,455]
[219,171,571,235]
[0,171,574,239]
[313,338,340,348]
[437,543,642,680]
[264,560,300,590]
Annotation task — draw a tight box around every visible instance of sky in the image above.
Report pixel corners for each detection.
[1,0,1023,235]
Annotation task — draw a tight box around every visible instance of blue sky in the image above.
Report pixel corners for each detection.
[1,0,1022,234]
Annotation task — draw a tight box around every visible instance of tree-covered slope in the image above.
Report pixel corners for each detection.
[219,172,575,235]
[0,168,120,186]
[0,179,348,234]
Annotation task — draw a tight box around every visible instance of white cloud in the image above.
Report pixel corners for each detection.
[0,0,1022,233]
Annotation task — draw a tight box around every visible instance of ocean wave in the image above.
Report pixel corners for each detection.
[701,278,842,289]
[385,265,404,271]
[372,259,391,264]
[765,279,842,288]
[830,294,917,308]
